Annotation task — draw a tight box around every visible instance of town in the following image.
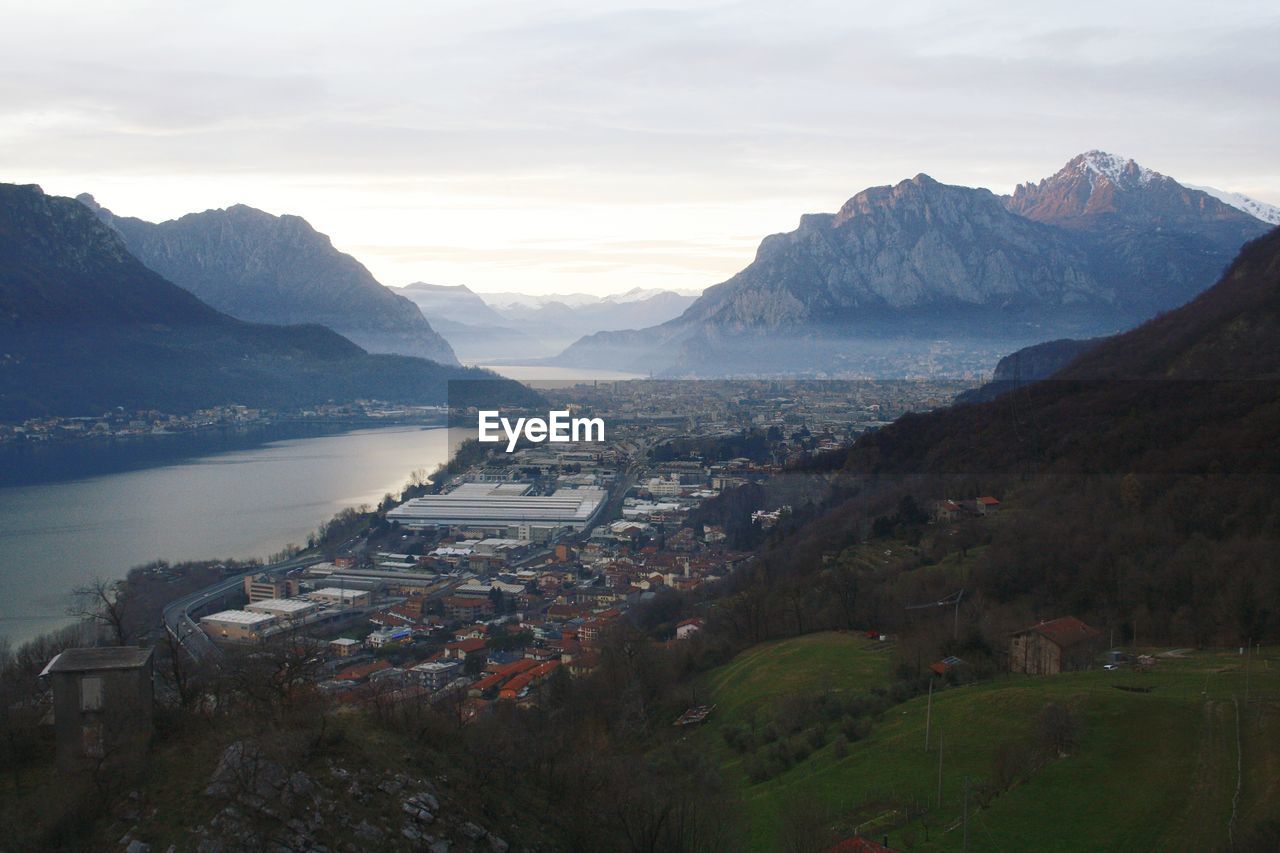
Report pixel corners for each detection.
[170,379,970,714]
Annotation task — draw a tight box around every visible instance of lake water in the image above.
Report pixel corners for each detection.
[0,426,456,647]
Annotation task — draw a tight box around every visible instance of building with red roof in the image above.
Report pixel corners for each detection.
[1010,616,1102,674]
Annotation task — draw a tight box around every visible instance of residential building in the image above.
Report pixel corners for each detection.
[1010,617,1102,675]
[410,659,462,691]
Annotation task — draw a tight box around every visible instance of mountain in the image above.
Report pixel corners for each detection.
[953,337,1105,404]
[80,197,459,365]
[554,152,1271,377]
[839,223,1280,477]
[756,226,1280,657]
[0,184,530,421]
[394,283,699,363]
[1186,185,1280,226]
[396,283,546,362]
[399,283,510,327]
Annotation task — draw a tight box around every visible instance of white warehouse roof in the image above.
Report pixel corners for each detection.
[387,484,607,529]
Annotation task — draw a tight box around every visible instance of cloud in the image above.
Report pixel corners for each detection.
[1,0,1277,295]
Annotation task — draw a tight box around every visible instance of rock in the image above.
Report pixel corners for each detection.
[288,771,315,797]
[429,841,450,853]
[353,821,382,842]
[487,836,509,853]
[205,742,289,803]
[459,822,485,841]
[409,791,440,812]
[124,840,151,853]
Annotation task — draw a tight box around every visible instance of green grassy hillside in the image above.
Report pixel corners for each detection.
[696,637,1280,850]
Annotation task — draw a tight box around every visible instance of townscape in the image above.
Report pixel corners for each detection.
[2,3,1279,848]
[180,380,966,713]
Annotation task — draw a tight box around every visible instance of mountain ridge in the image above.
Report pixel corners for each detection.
[554,152,1271,376]
[0,184,527,420]
[80,196,459,365]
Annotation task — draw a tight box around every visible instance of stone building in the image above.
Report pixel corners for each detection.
[1010,617,1102,675]
[42,647,154,771]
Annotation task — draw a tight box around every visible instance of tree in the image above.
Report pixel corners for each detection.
[68,577,135,645]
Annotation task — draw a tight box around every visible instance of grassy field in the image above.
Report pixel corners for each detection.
[697,630,896,726]
[696,638,1280,851]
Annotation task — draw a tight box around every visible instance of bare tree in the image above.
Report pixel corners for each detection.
[68,577,134,644]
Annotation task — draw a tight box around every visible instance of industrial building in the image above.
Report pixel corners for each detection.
[386,482,607,538]
[199,609,277,643]
[243,573,301,603]
[245,598,318,620]
[308,587,373,608]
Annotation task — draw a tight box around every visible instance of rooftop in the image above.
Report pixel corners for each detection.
[246,598,316,614]
[309,587,369,599]
[201,609,276,625]
[41,646,152,675]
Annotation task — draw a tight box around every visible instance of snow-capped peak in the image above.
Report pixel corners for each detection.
[1186,185,1280,226]
[1072,150,1160,185]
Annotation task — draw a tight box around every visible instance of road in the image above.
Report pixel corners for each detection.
[162,554,322,663]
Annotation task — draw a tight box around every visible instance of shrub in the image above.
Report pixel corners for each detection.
[1036,702,1082,756]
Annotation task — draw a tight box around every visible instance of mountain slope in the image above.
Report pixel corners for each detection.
[1186,185,1280,226]
[81,197,458,365]
[0,184,526,420]
[556,153,1270,377]
[953,337,1105,404]
[841,224,1280,477]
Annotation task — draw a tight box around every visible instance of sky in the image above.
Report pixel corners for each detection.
[2,0,1277,297]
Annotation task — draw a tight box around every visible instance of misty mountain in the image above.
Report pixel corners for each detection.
[396,282,698,362]
[396,283,546,363]
[554,152,1271,377]
[80,197,459,365]
[0,184,530,421]
[490,288,699,341]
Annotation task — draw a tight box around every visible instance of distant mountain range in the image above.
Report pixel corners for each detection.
[554,152,1273,377]
[396,283,699,362]
[80,197,459,365]
[0,184,529,421]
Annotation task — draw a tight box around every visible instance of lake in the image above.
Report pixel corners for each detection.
[0,425,456,647]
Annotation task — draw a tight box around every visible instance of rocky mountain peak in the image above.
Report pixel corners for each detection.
[1006,150,1254,227]
[1068,150,1160,187]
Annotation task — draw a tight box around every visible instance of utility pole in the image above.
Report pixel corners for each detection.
[937,730,944,809]
[1245,639,1252,703]
[925,678,933,751]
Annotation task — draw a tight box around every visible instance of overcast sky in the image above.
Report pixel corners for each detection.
[2,1,1277,296]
